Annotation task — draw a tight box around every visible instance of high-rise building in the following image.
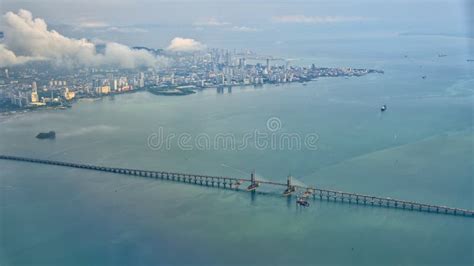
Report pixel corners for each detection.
[139,72,145,88]
[171,73,175,85]
[225,51,232,66]
[96,85,110,95]
[239,58,246,69]
[31,82,39,103]
[112,79,118,91]
[63,88,75,100]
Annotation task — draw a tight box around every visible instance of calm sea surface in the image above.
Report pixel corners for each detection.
[0,35,473,265]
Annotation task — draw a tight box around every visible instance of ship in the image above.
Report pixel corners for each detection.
[296,197,310,207]
[36,131,56,139]
[247,183,259,191]
[381,105,387,112]
[283,186,296,196]
[303,190,313,197]
[233,180,243,188]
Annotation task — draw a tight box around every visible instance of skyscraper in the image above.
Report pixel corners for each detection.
[112,79,118,91]
[139,72,145,88]
[31,82,39,103]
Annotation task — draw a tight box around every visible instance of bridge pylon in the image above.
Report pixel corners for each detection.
[283,174,296,196]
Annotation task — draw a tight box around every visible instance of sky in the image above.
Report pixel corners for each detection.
[0,0,472,66]
[1,0,470,31]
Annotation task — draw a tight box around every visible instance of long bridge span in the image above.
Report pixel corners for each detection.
[1,154,472,217]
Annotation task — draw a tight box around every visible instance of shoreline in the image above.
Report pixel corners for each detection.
[0,72,380,120]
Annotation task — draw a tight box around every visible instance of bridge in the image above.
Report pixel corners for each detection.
[1,154,473,218]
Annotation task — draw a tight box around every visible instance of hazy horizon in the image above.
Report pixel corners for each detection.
[1,0,472,50]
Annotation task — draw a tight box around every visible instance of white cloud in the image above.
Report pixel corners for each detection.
[166,37,205,52]
[0,9,162,68]
[104,26,148,33]
[78,21,109,28]
[193,17,230,27]
[74,22,148,33]
[0,44,36,67]
[231,26,260,32]
[272,15,368,24]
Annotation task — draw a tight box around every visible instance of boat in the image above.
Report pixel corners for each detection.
[422,76,427,79]
[247,183,259,191]
[283,186,295,196]
[381,105,387,112]
[233,180,243,188]
[36,131,56,139]
[297,197,310,207]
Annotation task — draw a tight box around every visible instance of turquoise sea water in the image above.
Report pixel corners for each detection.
[0,35,473,265]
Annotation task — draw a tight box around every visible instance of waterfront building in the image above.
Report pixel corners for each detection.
[112,79,118,91]
[31,82,39,103]
[62,88,75,101]
[96,85,111,95]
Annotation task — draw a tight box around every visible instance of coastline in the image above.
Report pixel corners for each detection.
[0,71,383,120]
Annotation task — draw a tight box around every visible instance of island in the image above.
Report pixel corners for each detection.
[0,47,384,115]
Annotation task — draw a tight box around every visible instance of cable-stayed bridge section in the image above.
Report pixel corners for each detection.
[0,154,472,217]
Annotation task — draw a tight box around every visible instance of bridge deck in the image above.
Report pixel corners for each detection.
[1,154,472,217]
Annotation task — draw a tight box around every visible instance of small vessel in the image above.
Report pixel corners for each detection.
[381,105,387,112]
[438,54,447,57]
[297,197,310,207]
[247,183,259,191]
[233,180,242,188]
[422,76,427,79]
[36,131,56,139]
[283,186,296,196]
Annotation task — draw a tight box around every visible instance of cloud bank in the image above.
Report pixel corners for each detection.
[0,9,161,68]
[166,37,205,52]
[78,20,110,28]
[272,15,368,24]
[193,17,230,27]
[231,26,260,32]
